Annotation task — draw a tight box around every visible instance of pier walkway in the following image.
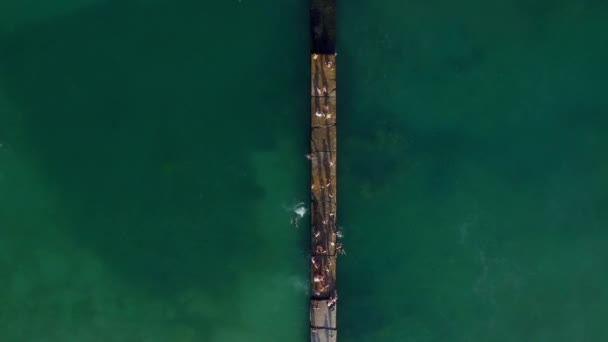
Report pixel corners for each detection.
[310,53,337,342]
[310,1,337,341]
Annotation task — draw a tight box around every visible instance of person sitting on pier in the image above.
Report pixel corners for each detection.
[313,273,325,283]
[327,290,338,309]
[316,86,328,96]
[315,243,326,254]
[311,256,320,270]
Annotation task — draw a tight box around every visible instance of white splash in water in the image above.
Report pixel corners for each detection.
[336,226,345,238]
[283,201,307,228]
[293,203,307,218]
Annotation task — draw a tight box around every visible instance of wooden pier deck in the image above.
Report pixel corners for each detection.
[310,0,340,336]
[310,1,336,341]
[310,52,337,342]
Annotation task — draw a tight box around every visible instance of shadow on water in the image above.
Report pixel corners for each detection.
[0,0,299,298]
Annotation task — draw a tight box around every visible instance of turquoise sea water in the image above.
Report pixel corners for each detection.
[1,1,608,341]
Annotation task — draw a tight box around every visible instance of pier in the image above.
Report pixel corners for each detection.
[310,1,337,341]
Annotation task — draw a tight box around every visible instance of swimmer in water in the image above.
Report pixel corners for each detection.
[336,243,346,255]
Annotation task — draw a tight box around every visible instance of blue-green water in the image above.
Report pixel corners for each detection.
[339,1,608,341]
[1,1,608,341]
[1,1,310,340]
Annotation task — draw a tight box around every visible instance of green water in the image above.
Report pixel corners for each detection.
[1,1,310,340]
[338,1,608,341]
[1,1,607,341]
